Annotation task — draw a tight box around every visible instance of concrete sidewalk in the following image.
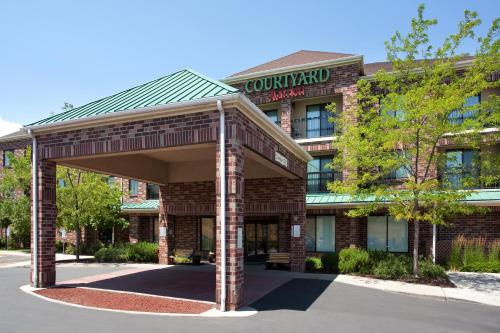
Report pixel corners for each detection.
[335,273,500,307]
[0,250,93,268]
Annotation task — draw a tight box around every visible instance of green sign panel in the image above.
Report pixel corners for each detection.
[244,68,330,93]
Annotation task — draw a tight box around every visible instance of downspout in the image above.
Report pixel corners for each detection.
[28,129,38,288]
[217,100,226,312]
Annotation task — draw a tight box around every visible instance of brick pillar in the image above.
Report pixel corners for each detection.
[280,98,292,135]
[31,159,56,287]
[216,122,245,311]
[158,185,172,264]
[341,85,358,181]
[290,179,306,272]
[128,215,139,243]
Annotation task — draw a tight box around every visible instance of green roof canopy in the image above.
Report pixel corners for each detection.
[27,69,238,127]
[119,190,500,211]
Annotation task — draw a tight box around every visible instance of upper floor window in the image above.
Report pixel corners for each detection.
[307,156,341,193]
[2,150,14,168]
[448,95,480,125]
[107,176,116,187]
[305,104,334,139]
[443,149,479,189]
[58,179,66,188]
[384,150,411,180]
[129,179,139,197]
[146,183,159,200]
[264,110,280,125]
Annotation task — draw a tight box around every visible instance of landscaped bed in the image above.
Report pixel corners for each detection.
[35,287,214,314]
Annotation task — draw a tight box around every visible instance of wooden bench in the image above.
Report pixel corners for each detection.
[170,249,201,264]
[265,252,290,269]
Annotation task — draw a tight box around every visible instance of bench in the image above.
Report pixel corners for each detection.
[265,252,290,269]
[170,249,201,265]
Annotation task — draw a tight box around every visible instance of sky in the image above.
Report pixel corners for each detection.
[0,0,498,134]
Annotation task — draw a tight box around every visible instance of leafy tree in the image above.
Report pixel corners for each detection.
[0,146,32,247]
[56,166,127,259]
[329,5,499,276]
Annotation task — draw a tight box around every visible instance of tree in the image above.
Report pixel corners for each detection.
[56,167,127,259]
[0,147,32,247]
[329,5,499,276]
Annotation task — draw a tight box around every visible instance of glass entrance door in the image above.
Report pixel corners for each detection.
[245,222,279,260]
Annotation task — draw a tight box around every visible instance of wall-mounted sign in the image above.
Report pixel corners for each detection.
[275,151,288,168]
[244,68,330,93]
[159,226,167,237]
[270,87,305,102]
[237,227,243,249]
[292,225,301,238]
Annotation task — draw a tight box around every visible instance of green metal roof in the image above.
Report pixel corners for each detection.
[119,190,500,212]
[121,200,160,211]
[27,69,239,127]
[306,189,500,206]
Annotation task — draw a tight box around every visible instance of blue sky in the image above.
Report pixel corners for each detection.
[0,0,498,133]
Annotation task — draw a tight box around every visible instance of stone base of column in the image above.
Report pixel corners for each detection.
[31,267,56,288]
[216,287,244,311]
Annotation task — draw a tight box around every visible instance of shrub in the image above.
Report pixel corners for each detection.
[448,235,465,270]
[339,247,370,274]
[305,257,323,271]
[94,247,128,263]
[127,242,158,263]
[65,243,75,255]
[321,252,339,272]
[174,256,191,264]
[372,254,410,279]
[418,258,447,279]
[488,239,500,262]
[463,237,486,267]
[461,261,500,273]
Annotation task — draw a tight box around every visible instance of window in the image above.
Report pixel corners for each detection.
[129,180,139,196]
[58,179,66,188]
[306,104,334,138]
[152,217,159,243]
[2,150,14,168]
[107,176,116,187]
[306,216,335,252]
[201,217,215,251]
[367,216,408,252]
[384,150,411,180]
[444,149,479,188]
[146,183,159,200]
[264,110,279,125]
[448,95,480,124]
[307,156,340,193]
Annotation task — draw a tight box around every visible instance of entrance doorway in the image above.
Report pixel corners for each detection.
[245,218,279,261]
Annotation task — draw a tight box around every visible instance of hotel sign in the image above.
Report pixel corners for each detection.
[244,68,330,102]
[275,151,288,168]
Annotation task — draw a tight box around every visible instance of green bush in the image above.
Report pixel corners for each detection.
[65,243,75,255]
[461,261,500,273]
[372,254,411,279]
[94,247,128,263]
[488,240,500,262]
[339,247,370,274]
[174,256,192,264]
[127,242,158,263]
[463,238,486,267]
[418,258,447,279]
[321,252,339,272]
[448,236,464,270]
[305,257,323,271]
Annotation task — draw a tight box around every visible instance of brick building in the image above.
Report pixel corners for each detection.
[0,50,498,309]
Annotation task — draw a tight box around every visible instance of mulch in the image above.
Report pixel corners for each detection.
[35,287,214,314]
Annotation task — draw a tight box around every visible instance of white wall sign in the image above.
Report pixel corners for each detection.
[275,151,289,168]
[60,228,66,239]
[292,225,301,238]
[159,226,167,237]
[237,227,243,249]
[6,226,11,237]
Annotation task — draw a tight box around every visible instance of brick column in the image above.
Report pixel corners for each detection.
[31,159,56,287]
[341,85,358,181]
[128,215,139,243]
[216,122,245,311]
[290,180,306,272]
[280,98,292,135]
[158,185,172,265]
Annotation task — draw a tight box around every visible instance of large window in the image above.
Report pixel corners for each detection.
[2,150,14,168]
[384,150,411,180]
[307,156,340,193]
[146,183,159,200]
[264,110,279,125]
[306,216,335,252]
[448,95,480,125]
[443,149,479,188]
[129,179,139,196]
[306,104,333,139]
[367,216,408,252]
[200,217,215,251]
[152,217,159,243]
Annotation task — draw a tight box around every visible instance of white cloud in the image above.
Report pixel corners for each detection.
[0,117,22,137]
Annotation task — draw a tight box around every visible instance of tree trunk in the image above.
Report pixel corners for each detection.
[75,226,81,261]
[413,219,420,277]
